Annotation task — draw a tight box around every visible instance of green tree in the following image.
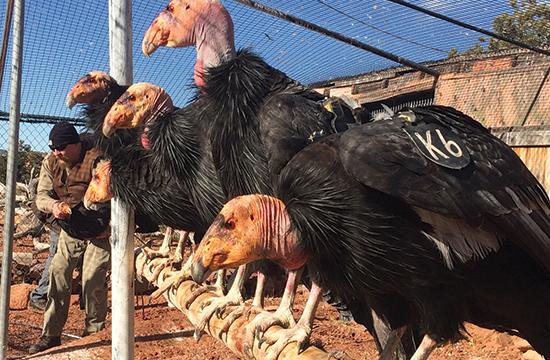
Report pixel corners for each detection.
[17,141,44,183]
[0,141,45,184]
[489,0,550,51]
[448,0,550,57]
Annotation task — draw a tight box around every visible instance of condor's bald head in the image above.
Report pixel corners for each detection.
[66,71,118,109]
[102,82,174,140]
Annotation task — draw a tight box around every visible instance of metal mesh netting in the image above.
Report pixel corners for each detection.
[0,0,547,153]
[0,0,547,352]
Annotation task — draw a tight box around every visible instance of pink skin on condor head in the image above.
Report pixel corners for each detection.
[102,82,174,150]
[142,0,236,87]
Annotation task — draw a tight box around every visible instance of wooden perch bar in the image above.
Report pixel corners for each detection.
[135,253,335,359]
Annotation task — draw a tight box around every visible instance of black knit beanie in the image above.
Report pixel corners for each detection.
[48,121,79,150]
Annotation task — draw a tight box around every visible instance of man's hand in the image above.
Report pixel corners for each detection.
[52,201,72,220]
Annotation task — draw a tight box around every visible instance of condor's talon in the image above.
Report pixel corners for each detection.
[255,315,287,346]
[200,298,213,311]
[193,285,237,341]
[218,306,248,340]
[194,290,244,340]
[209,293,239,318]
[258,333,268,348]
[173,276,187,291]
[262,324,311,360]
[150,260,170,283]
[241,306,295,353]
[142,245,170,260]
[185,286,210,309]
[149,259,194,301]
[148,273,178,300]
[193,327,203,342]
[219,304,260,342]
[215,306,226,319]
[149,285,168,301]
[242,343,255,360]
[171,270,192,291]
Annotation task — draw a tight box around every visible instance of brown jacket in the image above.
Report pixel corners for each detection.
[35,135,110,240]
[36,135,101,213]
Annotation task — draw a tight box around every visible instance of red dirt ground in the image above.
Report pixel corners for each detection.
[7,290,537,360]
[1,218,543,360]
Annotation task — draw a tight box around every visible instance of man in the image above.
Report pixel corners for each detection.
[29,122,110,354]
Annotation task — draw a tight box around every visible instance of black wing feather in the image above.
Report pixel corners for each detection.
[339,105,550,271]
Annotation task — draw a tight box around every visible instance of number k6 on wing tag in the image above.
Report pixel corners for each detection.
[403,122,471,169]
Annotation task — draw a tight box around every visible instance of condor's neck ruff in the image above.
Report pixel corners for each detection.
[201,50,279,198]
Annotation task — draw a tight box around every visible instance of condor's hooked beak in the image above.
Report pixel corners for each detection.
[102,82,173,138]
[102,100,133,137]
[142,0,209,56]
[191,257,213,284]
[142,15,169,56]
[142,5,179,56]
[66,71,116,109]
[190,232,231,284]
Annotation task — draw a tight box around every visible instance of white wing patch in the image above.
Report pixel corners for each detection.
[421,231,454,269]
[415,207,502,269]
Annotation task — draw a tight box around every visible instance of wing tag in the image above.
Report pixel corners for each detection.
[403,124,470,169]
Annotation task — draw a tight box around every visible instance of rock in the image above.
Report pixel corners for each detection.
[10,283,34,310]
[496,332,513,347]
[1,252,34,266]
[33,238,50,252]
[514,338,533,352]
[522,350,544,360]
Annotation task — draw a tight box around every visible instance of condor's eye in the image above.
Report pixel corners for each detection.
[128,94,136,101]
[225,219,235,230]
[166,3,175,12]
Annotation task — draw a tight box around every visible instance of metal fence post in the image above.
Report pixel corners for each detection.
[0,0,23,357]
[108,0,134,359]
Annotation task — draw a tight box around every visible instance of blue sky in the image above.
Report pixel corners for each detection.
[0,0,514,152]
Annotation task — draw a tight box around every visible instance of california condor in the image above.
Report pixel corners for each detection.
[191,105,550,359]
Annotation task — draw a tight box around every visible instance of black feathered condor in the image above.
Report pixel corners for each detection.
[191,105,550,359]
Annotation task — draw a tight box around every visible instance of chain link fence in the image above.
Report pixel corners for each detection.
[0,0,548,285]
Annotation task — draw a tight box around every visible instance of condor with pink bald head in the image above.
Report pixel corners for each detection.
[142,0,235,87]
[82,143,210,237]
[65,71,138,157]
[141,0,354,200]
[66,71,205,237]
[190,104,550,360]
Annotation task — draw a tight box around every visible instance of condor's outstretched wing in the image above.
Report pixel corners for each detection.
[339,105,550,271]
